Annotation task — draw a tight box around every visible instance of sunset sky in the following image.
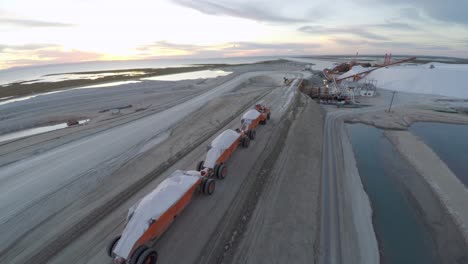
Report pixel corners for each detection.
[1,0,467,70]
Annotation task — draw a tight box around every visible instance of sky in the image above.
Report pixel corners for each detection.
[1,0,468,70]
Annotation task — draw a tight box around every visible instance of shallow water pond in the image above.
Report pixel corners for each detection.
[0,119,89,143]
[142,70,231,81]
[348,123,439,264]
[410,122,468,188]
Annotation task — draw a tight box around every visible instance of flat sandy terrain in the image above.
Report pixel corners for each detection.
[0,61,330,264]
[228,93,323,264]
[3,57,467,264]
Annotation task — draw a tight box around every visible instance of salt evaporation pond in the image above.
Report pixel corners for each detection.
[410,122,468,188]
[142,70,231,81]
[347,123,439,264]
[0,119,89,143]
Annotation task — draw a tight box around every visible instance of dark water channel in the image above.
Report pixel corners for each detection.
[410,122,468,188]
[347,123,439,264]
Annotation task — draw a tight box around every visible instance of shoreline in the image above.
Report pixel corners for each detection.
[0,59,290,99]
[340,123,380,263]
[343,105,468,262]
[385,130,468,261]
[345,107,468,130]
[0,65,215,98]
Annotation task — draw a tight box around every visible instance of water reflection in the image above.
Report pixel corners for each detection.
[21,71,146,84]
[142,70,231,81]
[76,81,141,89]
[348,123,439,264]
[0,119,90,143]
[410,122,468,187]
[0,91,64,106]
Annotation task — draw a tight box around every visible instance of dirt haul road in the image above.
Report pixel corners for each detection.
[228,93,324,264]
[320,107,383,264]
[0,71,304,264]
[48,77,308,264]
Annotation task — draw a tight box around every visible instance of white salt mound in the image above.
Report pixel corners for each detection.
[360,63,468,99]
[338,65,375,80]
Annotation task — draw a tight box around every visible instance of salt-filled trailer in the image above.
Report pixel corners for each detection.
[240,105,270,140]
[196,129,250,179]
[107,170,215,264]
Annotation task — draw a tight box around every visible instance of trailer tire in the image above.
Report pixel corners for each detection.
[242,137,250,148]
[201,178,208,194]
[196,160,205,171]
[213,164,220,178]
[129,246,148,264]
[106,235,121,257]
[267,113,271,120]
[251,130,256,140]
[136,249,158,264]
[217,164,227,179]
[204,179,215,195]
[260,119,266,125]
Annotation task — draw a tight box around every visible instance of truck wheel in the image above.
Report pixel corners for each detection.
[267,113,271,120]
[136,249,158,264]
[260,120,266,125]
[106,235,121,257]
[129,246,148,264]
[251,130,256,140]
[213,164,220,178]
[201,178,208,193]
[217,164,227,179]
[204,179,215,195]
[242,137,250,148]
[248,130,256,140]
[196,160,205,171]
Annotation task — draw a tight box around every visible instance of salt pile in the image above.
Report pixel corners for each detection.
[360,63,468,98]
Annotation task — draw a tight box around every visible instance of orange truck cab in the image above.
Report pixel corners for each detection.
[107,170,215,264]
[240,107,269,140]
[254,104,271,120]
[196,129,250,179]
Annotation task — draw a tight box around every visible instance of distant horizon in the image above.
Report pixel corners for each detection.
[2,53,468,72]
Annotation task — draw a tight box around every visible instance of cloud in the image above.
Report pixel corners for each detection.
[358,0,468,25]
[226,41,320,50]
[330,38,371,46]
[398,7,423,20]
[34,49,101,61]
[0,43,60,52]
[299,21,420,41]
[403,0,468,24]
[137,40,320,58]
[0,44,102,69]
[331,38,452,51]
[299,25,389,40]
[0,18,74,27]
[171,0,309,23]
[370,22,417,30]
[137,41,200,52]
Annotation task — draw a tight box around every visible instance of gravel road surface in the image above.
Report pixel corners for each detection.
[0,64,305,264]
[230,93,323,264]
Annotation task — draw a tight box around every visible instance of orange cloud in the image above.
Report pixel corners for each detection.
[0,44,103,69]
